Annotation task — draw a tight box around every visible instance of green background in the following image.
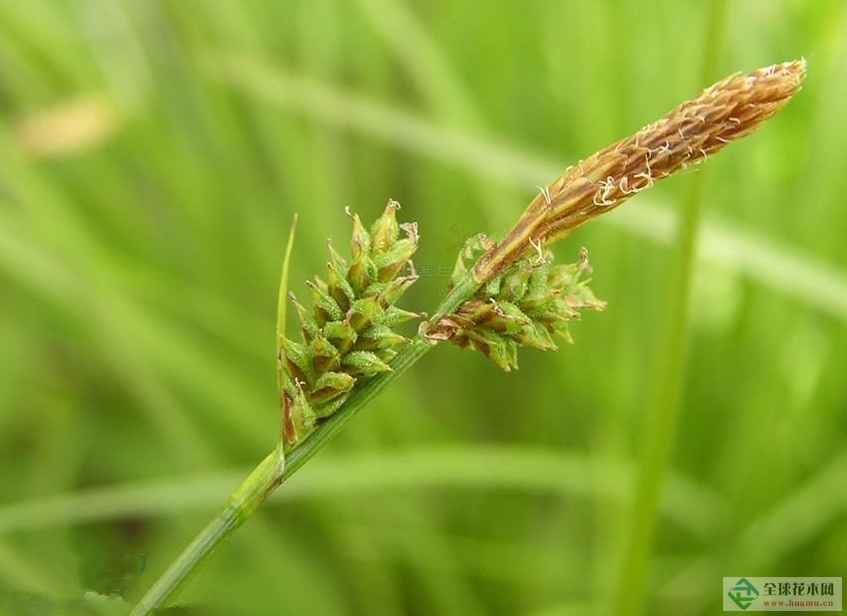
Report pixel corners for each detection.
[0,1,844,614]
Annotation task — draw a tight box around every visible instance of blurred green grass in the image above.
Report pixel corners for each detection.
[0,1,845,614]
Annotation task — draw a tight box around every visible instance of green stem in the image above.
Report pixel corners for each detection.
[130,272,481,615]
[429,269,483,322]
[128,449,284,616]
[610,3,728,614]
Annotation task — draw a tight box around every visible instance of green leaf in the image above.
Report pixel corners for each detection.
[276,214,299,352]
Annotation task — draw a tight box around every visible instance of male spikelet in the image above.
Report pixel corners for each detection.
[474,60,807,283]
[432,60,805,370]
[279,201,420,447]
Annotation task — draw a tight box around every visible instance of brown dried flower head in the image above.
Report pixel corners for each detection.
[473,60,807,282]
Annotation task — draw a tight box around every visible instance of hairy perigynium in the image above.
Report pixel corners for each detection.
[425,241,605,371]
[279,201,421,448]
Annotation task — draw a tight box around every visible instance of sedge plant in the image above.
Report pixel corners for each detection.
[129,60,806,615]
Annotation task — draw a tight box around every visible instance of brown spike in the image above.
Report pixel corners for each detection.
[474,60,807,283]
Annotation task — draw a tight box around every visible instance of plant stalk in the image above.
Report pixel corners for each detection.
[128,449,284,616]
[609,2,729,613]
[129,272,481,615]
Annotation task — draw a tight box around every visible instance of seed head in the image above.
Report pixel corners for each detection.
[426,243,605,371]
[280,201,422,447]
[474,60,807,282]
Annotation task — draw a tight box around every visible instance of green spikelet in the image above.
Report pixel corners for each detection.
[426,245,605,371]
[280,201,421,448]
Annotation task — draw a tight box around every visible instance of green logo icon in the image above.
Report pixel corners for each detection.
[728,578,760,610]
